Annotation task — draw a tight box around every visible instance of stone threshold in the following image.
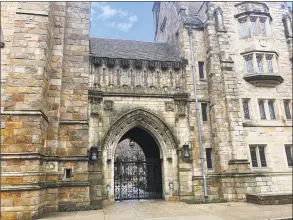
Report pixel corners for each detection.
[1,181,90,191]
[1,153,88,161]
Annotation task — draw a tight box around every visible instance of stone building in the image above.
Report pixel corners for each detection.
[0,1,292,219]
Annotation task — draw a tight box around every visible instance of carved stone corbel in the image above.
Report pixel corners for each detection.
[148,60,156,70]
[106,58,115,68]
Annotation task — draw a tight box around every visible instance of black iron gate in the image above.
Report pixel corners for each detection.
[114,158,162,201]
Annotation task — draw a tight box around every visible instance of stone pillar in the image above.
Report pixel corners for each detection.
[205,3,249,176]
[1,2,52,219]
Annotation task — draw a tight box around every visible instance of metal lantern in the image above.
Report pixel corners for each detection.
[182,143,190,159]
[129,140,135,147]
[89,145,98,164]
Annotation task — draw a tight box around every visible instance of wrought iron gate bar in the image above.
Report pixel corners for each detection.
[114,160,162,201]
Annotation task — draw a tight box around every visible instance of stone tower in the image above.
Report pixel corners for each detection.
[1,2,90,219]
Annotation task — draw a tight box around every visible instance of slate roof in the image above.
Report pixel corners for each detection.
[90,38,181,62]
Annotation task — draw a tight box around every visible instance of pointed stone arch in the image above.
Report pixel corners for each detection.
[101,108,180,202]
[102,108,178,161]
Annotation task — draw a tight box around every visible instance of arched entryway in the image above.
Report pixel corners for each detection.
[102,108,179,203]
[114,127,163,201]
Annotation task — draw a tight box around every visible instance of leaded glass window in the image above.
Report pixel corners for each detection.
[198,62,205,79]
[285,145,293,167]
[258,145,267,167]
[242,99,250,120]
[259,17,267,36]
[268,100,276,119]
[258,100,266,119]
[201,103,208,122]
[250,145,267,168]
[239,17,249,38]
[250,146,258,167]
[250,17,258,36]
[206,148,213,169]
[284,100,292,120]
[256,54,264,73]
[245,55,254,73]
[266,55,273,73]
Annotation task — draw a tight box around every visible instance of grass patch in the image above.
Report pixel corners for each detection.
[182,198,228,204]
[58,204,103,212]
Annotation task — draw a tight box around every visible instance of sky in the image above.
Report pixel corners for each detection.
[90,2,154,42]
[90,1,293,42]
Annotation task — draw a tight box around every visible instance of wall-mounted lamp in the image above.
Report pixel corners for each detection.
[89,145,98,164]
[182,143,191,160]
[129,140,135,147]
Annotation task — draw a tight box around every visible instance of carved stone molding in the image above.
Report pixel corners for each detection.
[104,100,113,111]
[176,101,187,116]
[90,98,102,114]
[102,108,177,160]
[165,102,174,112]
[46,161,58,172]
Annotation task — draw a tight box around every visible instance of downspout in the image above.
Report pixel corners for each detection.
[188,23,208,198]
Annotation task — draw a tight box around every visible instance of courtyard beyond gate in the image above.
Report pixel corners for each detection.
[40,200,292,220]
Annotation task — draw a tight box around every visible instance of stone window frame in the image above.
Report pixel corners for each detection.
[198,61,206,80]
[237,15,270,39]
[205,148,214,171]
[249,144,268,168]
[242,98,251,120]
[243,52,279,75]
[257,99,278,121]
[200,102,208,122]
[284,144,293,167]
[283,99,292,120]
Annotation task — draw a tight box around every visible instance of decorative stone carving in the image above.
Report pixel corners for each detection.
[106,58,115,68]
[104,100,113,111]
[93,57,102,67]
[176,101,186,116]
[161,61,168,70]
[121,59,129,69]
[165,102,174,112]
[91,98,101,114]
[135,60,143,69]
[46,161,58,172]
[214,7,226,32]
[103,108,177,160]
[174,62,181,71]
[283,14,292,38]
[148,60,156,70]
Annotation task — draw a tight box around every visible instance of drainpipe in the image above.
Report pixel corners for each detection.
[188,23,208,198]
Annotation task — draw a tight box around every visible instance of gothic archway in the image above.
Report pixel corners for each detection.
[101,108,179,202]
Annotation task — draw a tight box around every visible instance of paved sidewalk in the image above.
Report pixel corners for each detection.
[40,200,292,220]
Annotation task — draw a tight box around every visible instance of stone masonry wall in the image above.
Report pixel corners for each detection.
[154,1,292,201]
[1,2,91,218]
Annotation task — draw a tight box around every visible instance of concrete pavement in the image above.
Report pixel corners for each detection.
[40,200,292,220]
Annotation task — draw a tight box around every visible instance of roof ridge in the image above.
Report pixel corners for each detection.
[90,37,169,45]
